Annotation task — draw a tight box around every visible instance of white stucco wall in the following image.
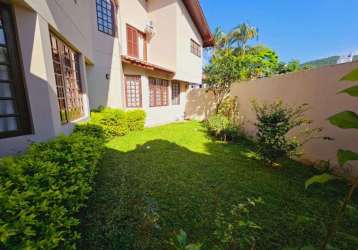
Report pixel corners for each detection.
[175,0,203,84]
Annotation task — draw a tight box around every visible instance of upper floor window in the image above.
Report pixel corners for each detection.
[127,24,147,60]
[96,0,115,36]
[0,4,31,138]
[149,78,168,107]
[190,39,201,58]
[50,33,84,124]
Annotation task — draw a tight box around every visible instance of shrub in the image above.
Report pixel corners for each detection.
[251,99,321,165]
[73,123,106,141]
[206,114,239,141]
[0,133,104,249]
[91,108,128,137]
[217,96,239,122]
[126,109,146,131]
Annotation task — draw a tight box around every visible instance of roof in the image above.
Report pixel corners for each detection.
[182,0,214,47]
[121,55,175,77]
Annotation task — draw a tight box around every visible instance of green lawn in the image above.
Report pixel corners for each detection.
[79,121,358,250]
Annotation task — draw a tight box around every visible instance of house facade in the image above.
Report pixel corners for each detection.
[0,0,213,156]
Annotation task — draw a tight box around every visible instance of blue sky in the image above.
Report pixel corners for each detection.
[200,0,358,63]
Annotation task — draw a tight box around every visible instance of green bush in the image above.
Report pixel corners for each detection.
[73,123,106,141]
[0,133,104,249]
[127,109,146,131]
[206,114,239,141]
[88,108,147,138]
[91,108,128,137]
[251,99,320,165]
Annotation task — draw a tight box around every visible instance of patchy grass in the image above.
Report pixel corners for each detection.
[79,121,358,249]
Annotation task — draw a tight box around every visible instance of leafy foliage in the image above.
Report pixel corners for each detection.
[217,96,239,122]
[213,198,263,249]
[305,173,339,189]
[205,114,239,141]
[89,108,146,138]
[170,230,202,250]
[0,132,105,249]
[328,111,358,129]
[339,85,358,97]
[252,99,321,165]
[337,150,358,167]
[204,50,242,112]
[91,108,129,137]
[127,109,146,131]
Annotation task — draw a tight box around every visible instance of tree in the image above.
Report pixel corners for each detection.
[242,45,279,78]
[305,68,358,250]
[204,50,242,113]
[205,23,281,113]
[228,23,258,54]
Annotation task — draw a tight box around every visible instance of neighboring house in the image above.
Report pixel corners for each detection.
[0,0,213,156]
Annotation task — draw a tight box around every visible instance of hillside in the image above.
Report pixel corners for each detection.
[302,55,358,69]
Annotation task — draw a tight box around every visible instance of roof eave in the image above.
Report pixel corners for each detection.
[182,0,214,48]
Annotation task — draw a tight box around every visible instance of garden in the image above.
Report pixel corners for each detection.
[1,23,358,250]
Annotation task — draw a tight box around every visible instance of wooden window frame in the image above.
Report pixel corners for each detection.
[149,77,169,107]
[190,39,201,57]
[0,4,31,139]
[171,81,180,105]
[125,75,142,108]
[96,0,117,37]
[50,32,84,124]
[126,24,147,60]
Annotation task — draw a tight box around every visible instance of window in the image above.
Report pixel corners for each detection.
[190,39,201,57]
[0,4,31,138]
[96,0,115,36]
[149,78,169,107]
[171,81,180,105]
[127,24,147,60]
[50,32,84,124]
[125,75,142,108]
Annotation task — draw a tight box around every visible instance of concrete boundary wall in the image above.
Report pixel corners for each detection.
[185,61,358,174]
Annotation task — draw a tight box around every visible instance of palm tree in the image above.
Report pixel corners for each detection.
[228,23,258,53]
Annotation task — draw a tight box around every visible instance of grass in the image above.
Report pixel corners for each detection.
[79,121,358,249]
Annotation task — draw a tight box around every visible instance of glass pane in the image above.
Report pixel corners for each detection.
[0,117,17,132]
[0,99,16,115]
[0,47,8,63]
[0,28,5,45]
[0,83,11,98]
[0,64,10,80]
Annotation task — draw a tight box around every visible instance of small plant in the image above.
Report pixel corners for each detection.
[213,198,263,249]
[170,230,202,250]
[217,96,239,123]
[251,99,321,165]
[205,114,239,141]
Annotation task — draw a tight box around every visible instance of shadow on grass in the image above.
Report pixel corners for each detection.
[78,139,358,250]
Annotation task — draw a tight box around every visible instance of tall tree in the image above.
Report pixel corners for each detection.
[228,23,259,54]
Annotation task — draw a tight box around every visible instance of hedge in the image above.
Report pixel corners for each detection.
[0,131,105,249]
[127,109,146,131]
[86,108,146,139]
[90,108,128,138]
[0,108,146,249]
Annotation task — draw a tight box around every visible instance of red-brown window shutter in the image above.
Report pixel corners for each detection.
[127,25,139,58]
